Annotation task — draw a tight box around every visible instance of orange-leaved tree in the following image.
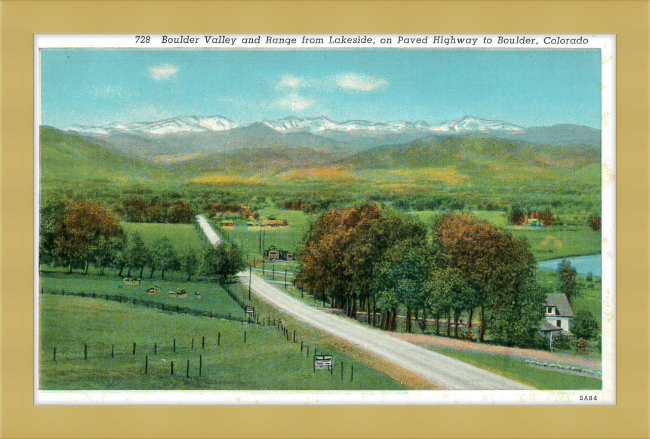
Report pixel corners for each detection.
[432,212,536,342]
[53,200,123,273]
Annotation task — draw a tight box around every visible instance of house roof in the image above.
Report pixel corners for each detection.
[541,320,564,332]
[545,293,574,317]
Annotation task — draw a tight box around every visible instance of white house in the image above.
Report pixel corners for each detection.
[542,293,574,335]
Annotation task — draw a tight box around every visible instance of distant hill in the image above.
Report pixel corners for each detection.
[335,134,600,172]
[39,126,163,184]
[43,115,602,185]
[502,124,601,148]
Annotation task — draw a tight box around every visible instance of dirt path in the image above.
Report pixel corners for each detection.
[393,333,602,371]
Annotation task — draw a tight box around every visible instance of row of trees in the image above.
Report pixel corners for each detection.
[509,208,556,226]
[40,196,245,281]
[296,204,546,348]
[113,198,195,223]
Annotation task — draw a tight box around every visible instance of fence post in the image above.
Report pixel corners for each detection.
[301,340,303,352]
[244,331,247,343]
[199,355,202,377]
[145,356,148,374]
[173,338,176,352]
[111,344,114,358]
[154,343,157,355]
[341,362,344,380]
[293,330,296,343]
[171,361,174,376]
[186,360,190,378]
[306,346,309,356]
[84,343,88,361]
[133,342,136,355]
[351,365,354,382]
[218,333,221,346]
[53,347,56,362]
[202,336,205,349]
[192,337,194,349]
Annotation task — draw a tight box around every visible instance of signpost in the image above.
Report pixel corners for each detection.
[313,355,334,372]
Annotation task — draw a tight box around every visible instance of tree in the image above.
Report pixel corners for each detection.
[151,237,178,280]
[124,233,149,278]
[539,210,555,226]
[52,200,123,273]
[509,208,525,225]
[223,244,246,281]
[375,240,430,332]
[571,310,600,340]
[428,268,475,337]
[588,215,601,232]
[199,243,245,282]
[432,212,536,342]
[558,259,580,303]
[167,201,194,224]
[297,204,384,316]
[39,193,67,266]
[179,248,199,281]
[488,279,547,348]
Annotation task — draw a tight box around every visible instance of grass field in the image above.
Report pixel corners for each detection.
[40,272,245,317]
[122,222,208,253]
[214,209,313,261]
[39,294,406,390]
[428,347,601,390]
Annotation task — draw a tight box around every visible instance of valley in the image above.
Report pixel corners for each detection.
[38,113,603,391]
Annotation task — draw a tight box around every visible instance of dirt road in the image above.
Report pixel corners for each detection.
[238,272,531,390]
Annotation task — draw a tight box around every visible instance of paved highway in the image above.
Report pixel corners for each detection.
[238,271,531,390]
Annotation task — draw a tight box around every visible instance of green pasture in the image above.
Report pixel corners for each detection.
[510,226,600,262]
[40,272,244,317]
[214,212,312,260]
[39,294,405,390]
[428,347,601,390]
[122,222,208,253]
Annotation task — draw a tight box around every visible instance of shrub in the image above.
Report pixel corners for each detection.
[572,310,600,340]
[551,334,572,350]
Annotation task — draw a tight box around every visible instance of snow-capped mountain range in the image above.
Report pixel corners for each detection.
[63,115,525,136]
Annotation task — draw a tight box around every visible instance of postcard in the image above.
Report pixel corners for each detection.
[34,34,615,405]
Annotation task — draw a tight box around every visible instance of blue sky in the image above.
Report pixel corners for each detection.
[40,49,602,129]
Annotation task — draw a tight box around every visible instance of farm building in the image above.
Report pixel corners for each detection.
[541,293,574,335]
[267,220,288,227]
[527,218,542,228]
[221,220,236,227]
[264,245,294,262]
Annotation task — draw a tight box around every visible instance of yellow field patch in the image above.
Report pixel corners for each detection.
[192,174,264,185]
[277,165,358,181]
[539,235,563,248]
[388,167,468,185]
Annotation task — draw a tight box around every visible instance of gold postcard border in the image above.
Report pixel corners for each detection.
[2,1,648,438]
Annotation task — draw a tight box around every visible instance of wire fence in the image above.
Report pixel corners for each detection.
[41,287,259,325]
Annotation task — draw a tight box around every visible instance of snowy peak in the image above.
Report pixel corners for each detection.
[446,116,524,132]
[62,114,526,137]
[260,115,524,134]
[65,116,239,136]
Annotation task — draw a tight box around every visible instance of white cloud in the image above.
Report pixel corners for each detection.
[91,85,131,98]
[278,74,305,88]
[149,64,179,80]
[276,93,314,111]
[334,73,388,91]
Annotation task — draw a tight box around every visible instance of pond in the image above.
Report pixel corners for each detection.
[537,254,602,279]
